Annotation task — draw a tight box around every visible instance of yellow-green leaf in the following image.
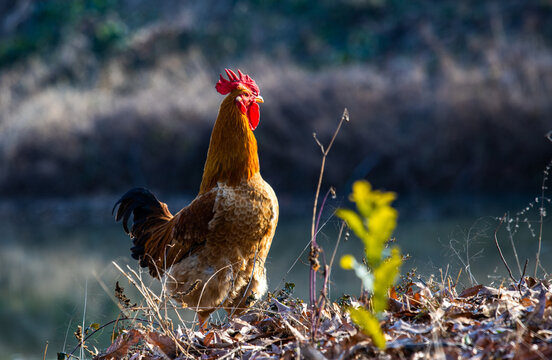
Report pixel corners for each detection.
[364,233,384,267]
[340,254,356,270]
[337,180,401,350]
[348,306,386,349]
[350,180,373,218]
[372,247,402,313]
[367,206,397,243]
[336,208,367,239]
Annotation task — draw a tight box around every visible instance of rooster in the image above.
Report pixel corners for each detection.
[114,69,278,328]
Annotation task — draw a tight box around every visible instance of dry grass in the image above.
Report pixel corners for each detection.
[66,259,552,359]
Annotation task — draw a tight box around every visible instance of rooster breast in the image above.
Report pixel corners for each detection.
[166,172,278,317]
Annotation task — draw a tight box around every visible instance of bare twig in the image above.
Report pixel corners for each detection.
[455,268,462,287]
[495,214,516,284]
[309,108,348,339]
[309,109,348,303]
[309,187,333,339]
[80,278,88,360]
[312,264,331,340]
[42,342,48,360]
[505,213,523,276]
[327,221,346,297]
[534,159,551,277]
[521,258,528,281]
[518,258,529,296]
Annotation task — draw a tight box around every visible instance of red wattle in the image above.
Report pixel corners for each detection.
[247,102,260,130]
[237,102,247,115]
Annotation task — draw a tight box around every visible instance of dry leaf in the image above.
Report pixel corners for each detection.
[95,329,143,360]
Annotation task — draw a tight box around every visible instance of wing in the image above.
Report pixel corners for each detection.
[168,188,218,266]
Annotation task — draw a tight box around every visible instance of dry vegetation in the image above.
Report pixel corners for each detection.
[1,30,551,196]
[63,265,552,359]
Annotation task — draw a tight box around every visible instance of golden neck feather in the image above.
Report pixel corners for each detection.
[199,91,260,193]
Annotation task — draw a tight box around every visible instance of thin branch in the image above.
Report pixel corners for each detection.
[495,214,516,284]
[309,108,348,341]
[309,108,348,309]
[312,133,324,153]
[313,264,330,340]
[42,342,48,360]
[327,221,346,296]
[325,108,349,156]
[309,187,333,336]
[504,213,523,276]
[518,258,529,296]
[534,159,551,277]
[80,278,88,360]
[521,258,528,281]
[310,108,349,241]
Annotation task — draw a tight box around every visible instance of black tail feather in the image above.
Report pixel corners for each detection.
[113,187,164,234]
[113,187,173,274]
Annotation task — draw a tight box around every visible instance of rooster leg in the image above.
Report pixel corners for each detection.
[197,313,209,333]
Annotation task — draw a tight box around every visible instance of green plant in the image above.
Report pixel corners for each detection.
[337,180,402,349]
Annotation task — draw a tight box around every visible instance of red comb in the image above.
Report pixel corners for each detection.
[215,69,259,96]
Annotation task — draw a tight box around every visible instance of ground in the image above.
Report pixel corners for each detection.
[64,274,552,360]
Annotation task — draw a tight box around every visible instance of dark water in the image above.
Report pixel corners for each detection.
[0,193,550,359]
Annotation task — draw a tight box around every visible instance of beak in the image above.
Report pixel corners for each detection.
[255,95,264,104]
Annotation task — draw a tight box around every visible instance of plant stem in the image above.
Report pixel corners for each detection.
[505,212,522,276]
[313,264,330,340]
[534,159,551,277]
[310,187,334,338]
[310,187,333,304]
[327,221,346,296]
[309,109,348,304]
[309,108,348,339]
[495,214,516,284]
[42,341,48,360]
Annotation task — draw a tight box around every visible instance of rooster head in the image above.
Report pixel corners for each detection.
[216,69,263,131]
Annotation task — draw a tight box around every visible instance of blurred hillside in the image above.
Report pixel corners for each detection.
[0,0,551,197]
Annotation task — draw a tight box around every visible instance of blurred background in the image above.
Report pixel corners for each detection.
[0,0,551,358]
